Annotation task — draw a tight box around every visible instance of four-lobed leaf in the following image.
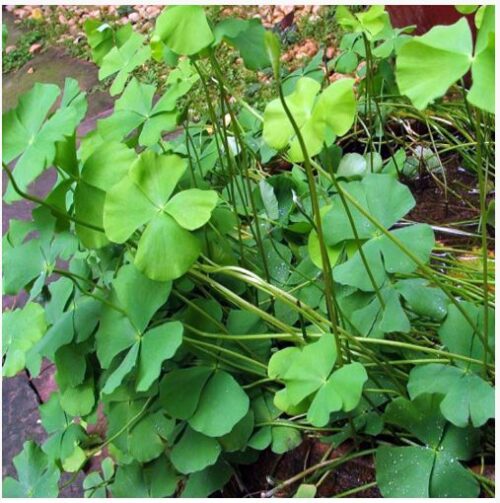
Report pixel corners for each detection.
[3,302,46,377]
[3,441,60,498]
[263,76,356,162]
[408,363,494,428]
[98,31,151,96]
[269,334,367,426]
[155,6,214,56]
[376,394,480,498]
[160,367,250,437]
[103,151,218,281]
[3,79,86,202]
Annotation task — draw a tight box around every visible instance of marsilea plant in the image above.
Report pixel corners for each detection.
[2,5,494,498]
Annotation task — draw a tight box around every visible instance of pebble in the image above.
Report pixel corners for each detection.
[128,12,140,23]
[5,45,16,54]
[29,43,42,54]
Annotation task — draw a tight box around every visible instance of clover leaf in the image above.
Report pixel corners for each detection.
[396,16,494,113]
[83,458,114,497]
[155,6,214,56]
[96,264,182,394]
[408,364,494,428]
[3,211,78,299]
[160,367,250,437]
[3,441,60,498]
[376,394,480,497]
[263,77,356,162]
[84,20,132,65]
[97,76,194,146]
[268,334,367,426]
[39,394,88,473]
[2,302,46,377]
[3,79,87,202]
[98,31,151,96]
[103,151,218,281]
[170,427,221,474]
[129,411,176,463]
[110,456,178,497]
[336,5,389,40]
[181,460,233,497]
[214,18,270,70]
[325,174,435,291]
[438,301,494,373]
[74,141,137,248]
[35,297,101,360]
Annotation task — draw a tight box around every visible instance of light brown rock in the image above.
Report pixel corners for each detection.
[29,43,42,54]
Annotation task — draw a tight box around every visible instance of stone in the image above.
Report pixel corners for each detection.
[128,12,140,23]
[5,45,16,54]
[29,43,42,54]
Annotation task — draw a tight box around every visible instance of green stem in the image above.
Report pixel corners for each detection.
[2,162,104,233]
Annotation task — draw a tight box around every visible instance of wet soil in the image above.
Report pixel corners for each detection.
[224,439,380,498]
[406,155,494,249]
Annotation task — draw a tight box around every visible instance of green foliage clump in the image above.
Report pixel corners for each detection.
[2,4,494,499]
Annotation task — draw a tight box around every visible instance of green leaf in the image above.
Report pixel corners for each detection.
[376,445,434,497]
[36,298,101,359]
[438,301,494,371]
[396,19,473,109]
[160,366,213,419]
[271,426,302,454]
[324,173,415,246]
[217,410,255,452]
[264,77,320,152]
[2,441,60,498]
[145,456,178,497]
[182,460,233,497]
[307,362,367,426]
[83,472,106,498]
[378,224,435,274]
[468,31,495,113]
[189,370,250,437]
[294,484,317,498]
[333,239,386,292]
[170,427,221,474]
[113,263,172,331]
[54,344,87,388]
[3,81,86,201]
[155,6,214,56]
[97,77,189,146]
[102,342,140,395]
[75,141,136,248]
[394,279,448,320]
[99,31,151,96]
[129,411,174,463]
[134,212,202,281]
[337,152,367,179]
[130,150,187,208]
[408,364,494,427]
[60,377,95,417]
[136,321,183,391]
[110,462,149,497]
[3,303,46,377]
[39,393,69,434]
[264,30,282,80]
[165,189,218,230]
[263,77,356,162]
[378,394,480,497]
[277,333,337,406]
[456,5,478,14]
[103,174,157,244]
[214,18,270,70]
